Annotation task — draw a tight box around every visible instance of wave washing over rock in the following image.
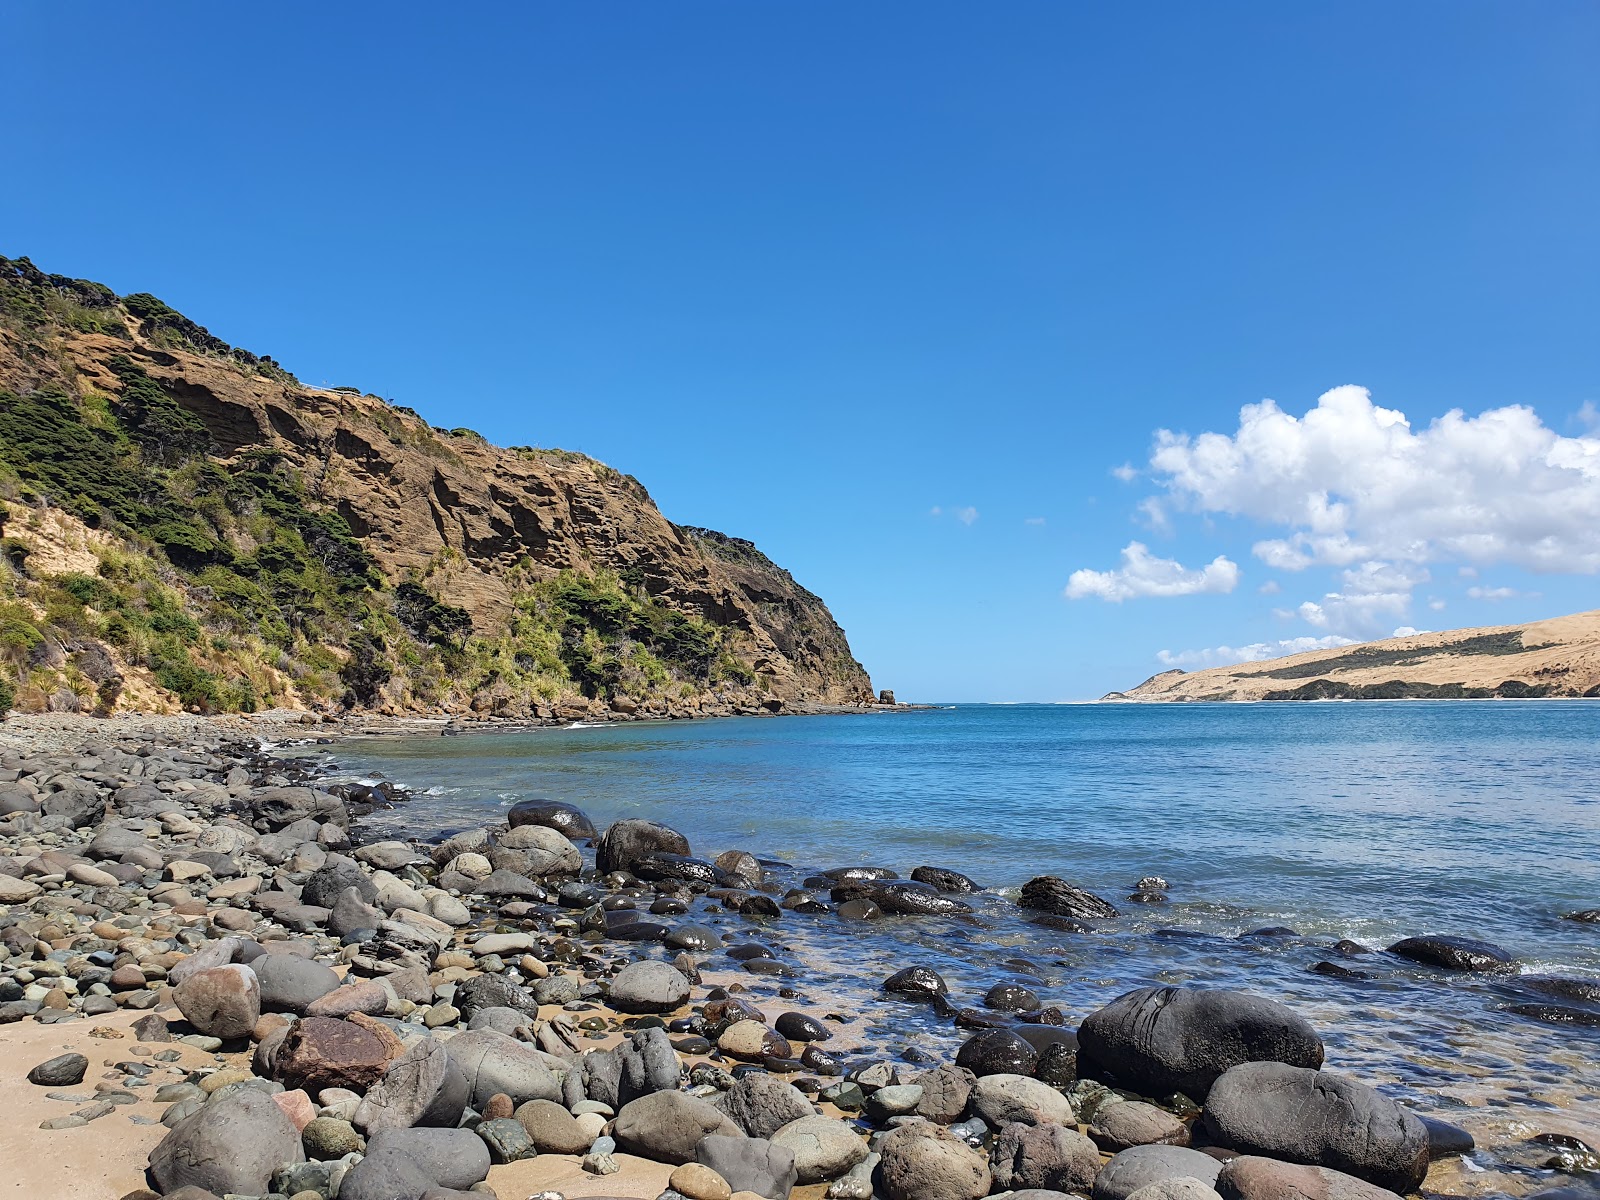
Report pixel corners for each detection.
[1,717,1597,1200]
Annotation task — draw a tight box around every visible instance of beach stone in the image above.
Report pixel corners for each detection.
[884,964,948,999]
[0,874,40,902]
[339,1127,491,1200]
[1418,1115,1475,1158]
[972,1073,1076,1127]
[878,1121,992,1200]
[67,861,119,887]
[328,886,385,938]
[27,1052,88,1085]
[273,1015,401,1094]
[698,1133,799,1200]
[872,880,974,915]
[986,982,1043,1012]
[174,964,260,1039]
[614,1090,741,1164]
[957,1028,1039,1077]
[1387,935,1517,973]
[516,1097,592,1153]
[774,1011,831,1043]
[1092,1099,1193,1149]
[478,1115,536,1163]
[719,1019,792,1062]
[454,972,537,1019]
[1215,1155,1406,1200]
[914,1063,975,1123]
[671,1161,735,1200]
[1127,1179,1226,1200]
[445,1028,563,1108]
[356,1036,470,1133]
[911,865,983,892]
[718,1070,814,1138]
[715,849,765,886]
[609,960,692,1013]
[507,797,597,839]
[1204,1062,1429,1192]
[149,1085,305,1196]
[993,1120,1104,1192]
[596,817,691,874]
[618,1025,682,1100]
[1021,875,1120,919]
[1093,1146,1225,1200]
[772,1114,870,1183]
[1078,986,1323,1099]
[307,978,389,1018]
[300,859,377,907]
[490,823,583,877]
[302,1115,364,1158]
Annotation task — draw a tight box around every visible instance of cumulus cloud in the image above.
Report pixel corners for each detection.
[1156,634,1355,669]
[1066,542,1239,602]
[1112,463,1139,483]
[1258,579,1282,595]
[1293,561,1429,638]
[1148,385,1600,575]
[1467,585,1534,601]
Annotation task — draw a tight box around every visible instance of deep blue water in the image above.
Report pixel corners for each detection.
[316,702,1600,1158]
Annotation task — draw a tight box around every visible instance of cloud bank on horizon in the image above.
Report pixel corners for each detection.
[1070,386,1600,667]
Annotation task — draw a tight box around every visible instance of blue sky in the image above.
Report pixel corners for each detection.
[4,3,1597,701]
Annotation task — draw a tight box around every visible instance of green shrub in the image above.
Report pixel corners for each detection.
[0,675,13,716]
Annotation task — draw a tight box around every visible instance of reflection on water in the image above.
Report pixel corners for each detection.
[315,702,1600,1194]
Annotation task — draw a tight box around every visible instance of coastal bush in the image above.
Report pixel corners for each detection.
[340,631,392,707]
[0,674,13,716]
[395,581,473,648]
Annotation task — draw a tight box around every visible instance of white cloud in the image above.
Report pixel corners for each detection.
[1393,626,1425,637]
[1292,561,1428,638]
[1112,463,1139,483]
[1258,579,1281,595]
[1579,400,1599,431]
[1148,385,1600,575]
[1066,542,1240,602]
[1135,496,1171,535]
[955,506,978,526]
[1429,598,1447,611]
[1156,634,1354,669]
[1467,585,1534,601]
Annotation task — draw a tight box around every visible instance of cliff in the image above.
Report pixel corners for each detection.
[0,255,873,718]
[1106,610,1600,702]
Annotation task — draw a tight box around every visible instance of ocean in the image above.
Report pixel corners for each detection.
[313,701,1600,1185]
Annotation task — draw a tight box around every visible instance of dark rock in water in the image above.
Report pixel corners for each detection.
[957,1007,1010,1030]
[715,849,765,887]
[1565,909,1600,923]
[1243,926,1299,939]
[1035,1039,1079,1087]
[596,818,691,875]
[506,798,597,840]
[726,943,775,961]
[1419,1114,1476,1158]
[1519,975,1600,1005]
[821,865,899,881]
[609,920,672,942]
[1215,1155,1405,1200]
[1310,961,1371,981]
[1204,1061,1429,1192]
[1091,1144,1223,1200]
[801,1044,843,1075]
[872,880,973,916]
[633,852,719,886]
[911,865,983,893]
[1388,935,1517,972]
[837,898,882,921]
[985,982,1043,1012]
[664,923,720,952]
[737,894,783,918]
[775,1011,831,1043]
[1021,876,1120,920]
[1503,1003,1600,1026]
[955,1027,1039,1077]
[1332,939,1372,956]
[1031,914,1092,934]
[884,965,948,1000]
[1078,986,1323,1100]
[650,894,689,914]
[28,1052,87,1086]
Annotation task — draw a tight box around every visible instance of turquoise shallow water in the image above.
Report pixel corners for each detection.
[316,701,1600,1177]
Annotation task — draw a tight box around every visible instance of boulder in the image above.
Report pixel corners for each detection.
[993,1120,1103,1193]
[251,954,341,1015]
[173,964,260,1039]
[454,972,537,1019]
[596,817,691,874]
[609,959,692,1013]
[877,1121,992,1200]
[1091,1100,1192,1150]
[515,1097,591,1154]
[957,1028,1039,1077]
[1128,1180,1226,1200]
[272,1014,402,1094]
[149,1086,305,1196]
[1203,1063,1429,1193]
[1078,986,1323,1099]
[1093,1146,1225,1200]
[355,1037,470,1133]
[911,865,983,892]
[914,1063,976,1124]
[1021,876,1120,919]
[339,1127,491,1200]
[972,1073,1077,1127]
[613,1090,741,1164]
[506,798,597,840]
[1215,1155,1406,1200]
[772,1114,870,1183]
[1387,935,1517,973]
[444,1028,562,1108]
[489,823,583,877]
[698,1133,799,1200]
[718,1070,814,1139]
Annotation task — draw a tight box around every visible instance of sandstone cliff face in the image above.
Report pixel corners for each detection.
[0,257,872,712]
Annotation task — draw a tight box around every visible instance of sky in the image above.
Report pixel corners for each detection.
[3,3,1597,701]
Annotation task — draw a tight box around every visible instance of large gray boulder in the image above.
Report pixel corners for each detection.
[612,1090,740,1164]
[608,960,692,1013]
[1078,986,1323,1099]
[596,818,690,875]
[356,1037,470,1133]
[489,823,583,877]
[772,1114,871,1184]
[300,858,377,907]
[1092,1146,1226,1200]
[250,953,340,1015]
[444,1028,562,1109]
[1203,1063,1430,1193]
[993,1121,1103,1193]
[718,1070,814,1139]
[698,1133,799,1200]
[972,1073,1077,1128]
[149,1087,305,1195]
[338,1127,490,1200]
[877,1121,992,1200]
[1216,1155,1407,1200]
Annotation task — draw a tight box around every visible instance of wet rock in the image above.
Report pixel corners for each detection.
[27,1052,88,1085]
[773,1114,871,1183]
[149,1085,306,1196]
[173,964,260,1039]
[972,1073,1076,1127]
[719,1020,792,1062]
[698,1133,799,1200]
[1091,1100,1193,1150]
[993,1120,1103,1193]
[609,960,692,1013]
[718,1070,814,1138]
[986,982,1043,1012]
[774,1011,831,1042]
[715,849,765,887]
[1387,935,1517,973]
[1204,1062,1429,1193]
[597,818,692,874]
[956,1028,1039,1077]
[872,880,974,915]
[884,965,948,1000]
[911,865,983,892]
[507,798,597,840]
[634,852,720,885]
[613,1089,741,1164]
[1519,976,1600,1004]
[490,823,583,877]
[1503,1003,1600,1025]
[1078,986,1323,1099]
[355,1037,470,1133]
[877,1121,992,1200]
[1418,1115,1475,1158]
[1020,876,1120,920]
[1565,909,1600,923]
[251,954,341,1015]
[1215,1155,1405,1200]
[1092,1146,1225,1200]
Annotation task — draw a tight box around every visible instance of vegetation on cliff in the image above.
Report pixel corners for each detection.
[0,254,872,716]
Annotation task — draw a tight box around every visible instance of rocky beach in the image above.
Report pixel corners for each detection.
[0,711,1597,1200]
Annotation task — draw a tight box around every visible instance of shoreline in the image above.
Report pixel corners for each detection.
[0,715,1595,1200]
